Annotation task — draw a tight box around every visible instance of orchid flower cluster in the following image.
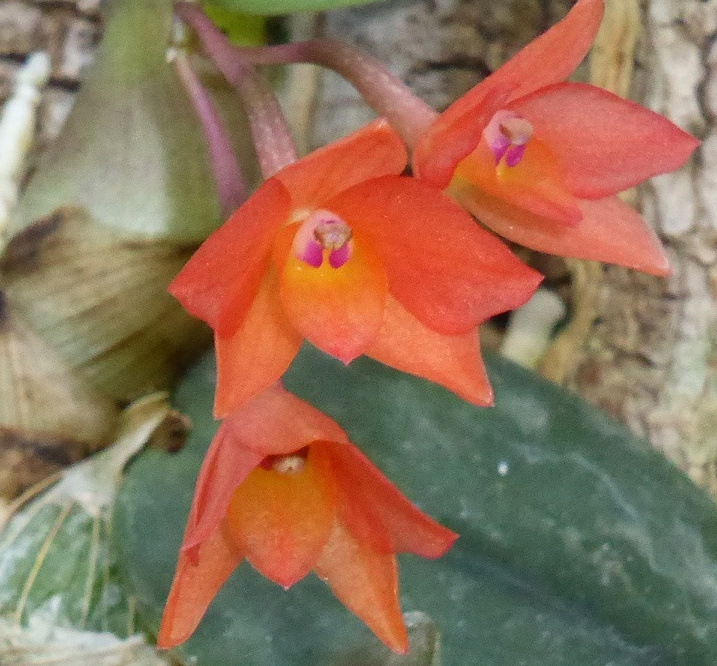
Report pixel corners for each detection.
[157,0,698,655]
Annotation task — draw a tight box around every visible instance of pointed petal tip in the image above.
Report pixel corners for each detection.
[340,351,360,366]
[312,340,363,366]
[386,628,410,655]
[458,386,494,409]
[468,379,494,408]
[212,389,248,419]
[156,624,187,651]
[638,252,672,278]
[243,549,320,591]
[423,527,460,559]
[213,393,236,420]
[369,608,409,655]
[261,568,304,590]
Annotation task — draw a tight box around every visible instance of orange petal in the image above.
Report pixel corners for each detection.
[214,268,303,418]
[226,445,337,588]
[157,522,244,648]
[460,189,671,275]
[413,0,605,188]
[314,520,409,654]
[274,119,407,212]
[182,422,265,555]
[221,384,349,458]
[319,441,458,558]
[279,227,388,364]
[327,175,542,335]
[468,0,604,104]
[367,296,495,407]
[168,178,291,337]
[452,137,582,225]
[510,82,701,199]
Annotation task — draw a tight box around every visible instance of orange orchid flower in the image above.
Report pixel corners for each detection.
[169,120,541,417]
[157,384,457,654]
[412,0,700,274]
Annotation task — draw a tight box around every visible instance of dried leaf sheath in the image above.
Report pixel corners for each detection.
[1,208,211,403]
[0,295,118,497]
[0,0,233,500]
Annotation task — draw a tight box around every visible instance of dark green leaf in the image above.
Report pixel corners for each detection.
[115,347,717,664]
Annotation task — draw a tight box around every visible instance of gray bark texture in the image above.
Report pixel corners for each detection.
[566,0,717,493]
[304,0,575,148]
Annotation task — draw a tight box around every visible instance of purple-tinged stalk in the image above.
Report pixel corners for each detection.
[175,3,298,179]
[173,51,246,218]
[241,39,438,149]
[239,40,438,148]
[171,5,437,151]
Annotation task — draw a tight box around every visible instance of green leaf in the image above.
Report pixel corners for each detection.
[115,347,717,664]
[11,0,239,244]
[203,0,384,16]
[202,2,269,44]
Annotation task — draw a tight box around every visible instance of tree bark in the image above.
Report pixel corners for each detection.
[305,0,573,149]
[567,0,717,493]
[0,0,100,157]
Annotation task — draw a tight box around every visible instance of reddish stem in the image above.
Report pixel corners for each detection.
[174,51,246,217]
[175,3,298,178]
[238,40,439,149]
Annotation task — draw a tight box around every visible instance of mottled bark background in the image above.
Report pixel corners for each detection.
[1,0,714,493]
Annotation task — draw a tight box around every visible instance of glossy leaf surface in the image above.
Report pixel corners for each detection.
[114,346,717,664]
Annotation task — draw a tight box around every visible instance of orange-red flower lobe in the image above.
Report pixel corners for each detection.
[169,119,541,417]
[412,0,699,275]
[157,385,458,654]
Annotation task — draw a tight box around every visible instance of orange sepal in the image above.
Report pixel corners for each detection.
[367,296,495,407]
[452,138,581,226]
[181,421,265,556]
[327,175,542,336]
[321,441,459,558]
[227,445,337,588]
[158,522,244,648]
[314,520,409,654]
[274,119,407,212]
[278,226,389,363]
[413,0,605,188]
[460,188,671,276]
[510,82,701,199]
[220,383,349,458]
[168,178,291,337]
[214,269,303,418]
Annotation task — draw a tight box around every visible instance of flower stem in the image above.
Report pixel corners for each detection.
[238,40,439,149]
[173,51,246,217]
[175,3,298,178]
